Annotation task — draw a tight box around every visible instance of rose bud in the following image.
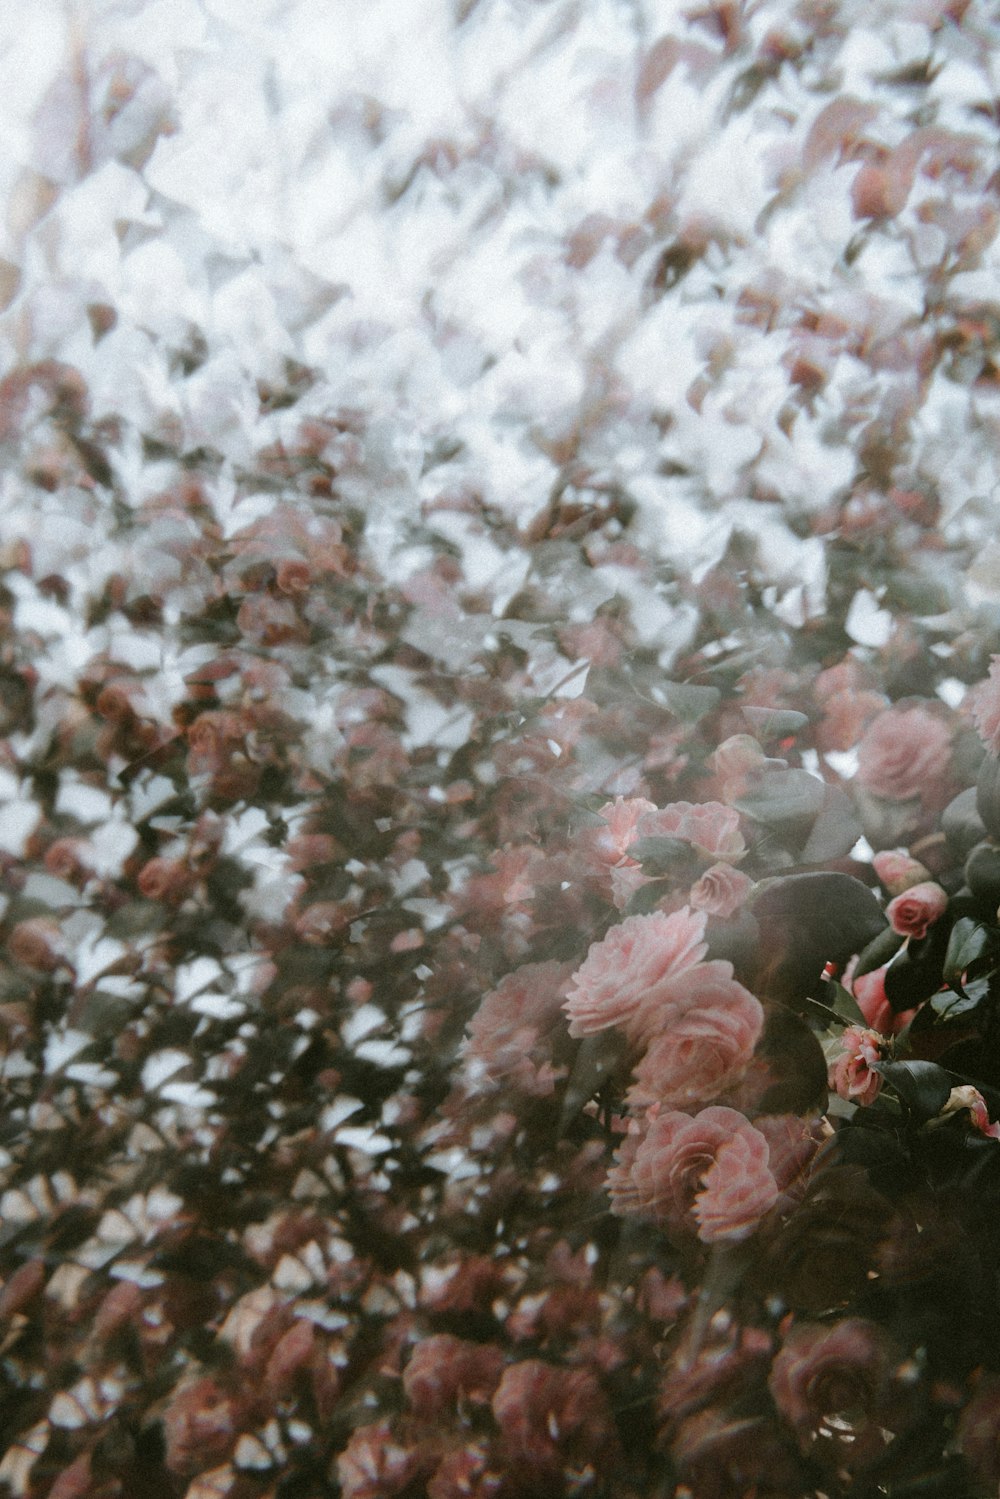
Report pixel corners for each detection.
[872,849,931,897]
[885,881,948,940]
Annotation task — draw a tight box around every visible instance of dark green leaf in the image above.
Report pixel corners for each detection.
[930,974,991,1022]
[661,681,721,723]
[942,917,990,996]
[884,919,952,1012]
[628,836,692,874]
[799,783,863,863]
[853,923,905,981]
[741,707,809,739]
[941,786,986,858]
[734,768,826,828]
[874,1060,952,1120]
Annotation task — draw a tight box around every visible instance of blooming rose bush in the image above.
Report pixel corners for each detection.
[6,9,1000,1497]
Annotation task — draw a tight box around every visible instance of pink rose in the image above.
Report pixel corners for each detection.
[711,734,769,798]
[872,847,931,896]
[402,1335,504,1419]
[830,1025,885,1106]
[463,960,574,1097]
[626,972,763,1110]
[637,801,745,863]
[491,1361,616,1476]
[689,862,753,920]
[769,1318,895,1463]
[9,917,65,972]
[753,1114,825,1212]
[337,1421,420,1499]
[607,1106,778,1244]
[940,1085,1000,1140]
[589,796,657,867]
[563,906,709,1045]
[886,881,948,939]
[970,655,1000,756]
[855,705,952,803]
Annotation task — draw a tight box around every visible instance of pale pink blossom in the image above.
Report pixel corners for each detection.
[563,906,708,1045]
[626,974,763,1110]
[637,801,745,863]
[970,656,1000,756]
[872,848,931,896]
[939,1085,1000,1140]
[689,862,753,920]
[710,734,769,799]
[830,1026,885,1106]
[588,796,657,868]
[463,961,574,1096]
[886,881,948,940]
[607,1106,778,1244]
[855,706,952,803]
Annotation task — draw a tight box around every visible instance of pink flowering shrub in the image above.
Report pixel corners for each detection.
[5,14,1000,1499]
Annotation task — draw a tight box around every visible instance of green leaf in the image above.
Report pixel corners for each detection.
[929,973,992,1022]
[734,769,826,828]
[628,836,692,874]
[741,707,809,740]
[853,924,905,981]
[825,979,868,1027]
[942,917,990,997]
[661,681,721,723]
[873,1059,952,1121]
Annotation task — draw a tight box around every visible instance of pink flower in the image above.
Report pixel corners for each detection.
[563,906,709,1045]
[753,1114,825,1211]
[886,881,948,940]
[626,972,763,1110]
[337,1421,420,1499]
[710,734,769,798]
[637,801,745,863]
[830,1026,885,1106]
[402,1335,504,1418]
[855,705,952,803]
[940,1085,1000,1140]
[769,1318,894,1461]
[9,917,65,972]
[491,1360,616,1476]
[463,960,574,1097]
[689,862,753,920]
[970,656,1000,756]
[607,1106,779,1244]
[588,796,657,868]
